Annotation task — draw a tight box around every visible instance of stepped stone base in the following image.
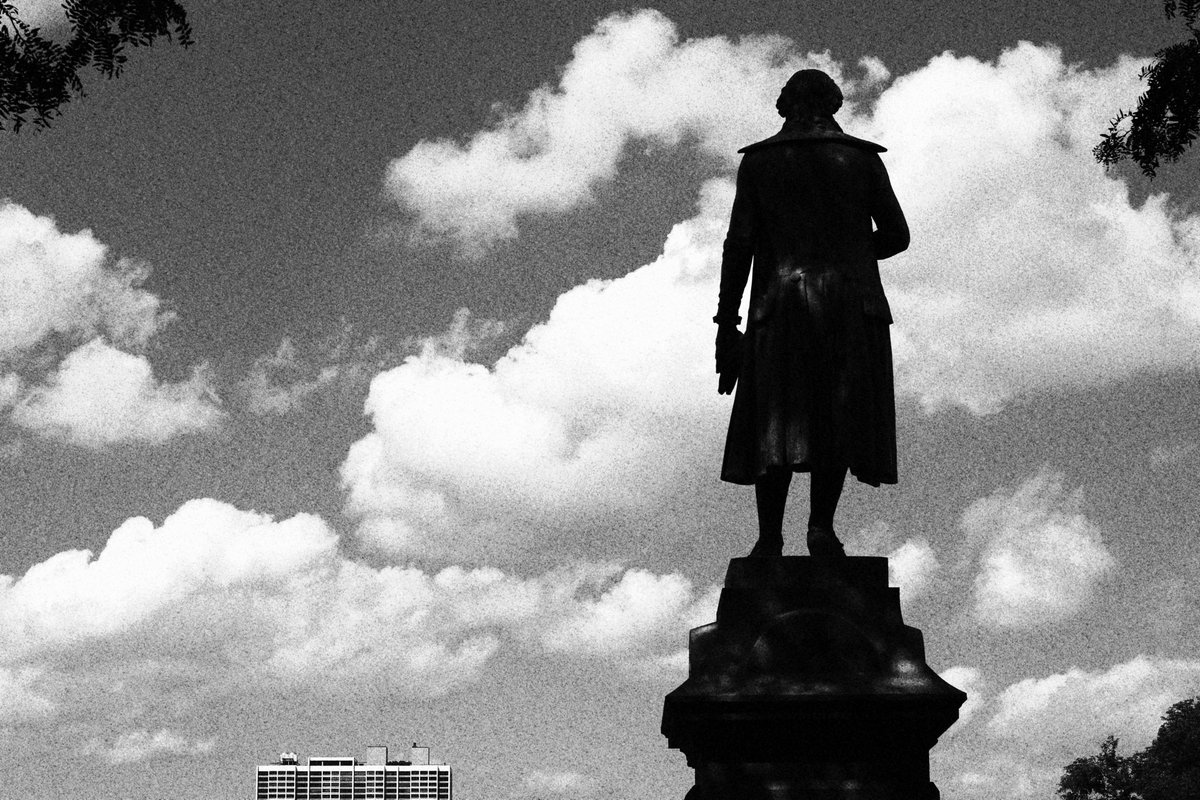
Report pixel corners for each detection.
[663,557,966,800]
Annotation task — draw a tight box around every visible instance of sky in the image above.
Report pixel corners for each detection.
[1,1,1199,798]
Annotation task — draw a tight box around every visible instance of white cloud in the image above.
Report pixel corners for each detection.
[844,523,940,599]
[0,499,338,657]
[0,500,715,750]
[0,202,168,356]
[541,569,719,660]
[238,314,497,416]
[84,729,216,765]
[240,337,343,415]
[523,770,598,795]
[237,323,417,416]
[0,202,223,446]
[988,656,1200,751]
[0,666,55,724]
[386,9,884,254]
[0,372,22,409]
[941,754,1057,800]
[888,539,940,599]
[11,339,223,447]
[948,656,1200,799]
[418,307,507,360]
[871,44,1200,412]
[963,468,1114,627]
[1149,441,1198,467]
[343,183,733,560]
[932,657,1200,799]
[938,665,986,730]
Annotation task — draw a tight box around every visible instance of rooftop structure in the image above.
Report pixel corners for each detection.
[257,745,451,800]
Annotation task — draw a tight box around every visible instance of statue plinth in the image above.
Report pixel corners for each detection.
[662,557,966,800]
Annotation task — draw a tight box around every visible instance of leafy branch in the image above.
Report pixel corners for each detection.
[0,0,191,131]
[1094,0,1200,176]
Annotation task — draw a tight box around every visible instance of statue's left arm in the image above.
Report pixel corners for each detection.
[717,159,756,324]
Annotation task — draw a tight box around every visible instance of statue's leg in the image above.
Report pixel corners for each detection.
[808,466,846,530]
[750,470,790,556]
[807,466,848,557]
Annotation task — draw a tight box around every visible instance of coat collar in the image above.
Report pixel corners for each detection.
[738,123,887,154]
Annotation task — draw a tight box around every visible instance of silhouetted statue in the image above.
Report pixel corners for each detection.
[714,69,910,559]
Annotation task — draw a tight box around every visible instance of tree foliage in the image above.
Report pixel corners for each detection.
[1058,696,1200,800]
[1139,697,1200,800]
[1058,736,1142,800]
[1094,0,1200,176]
[0,0,191,131]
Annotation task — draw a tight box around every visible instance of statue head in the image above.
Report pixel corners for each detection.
[776,69,843,123]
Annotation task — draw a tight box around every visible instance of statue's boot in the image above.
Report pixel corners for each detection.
[806,525,846,559]
[747,535,784,557]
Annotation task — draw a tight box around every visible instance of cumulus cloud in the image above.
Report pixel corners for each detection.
[0,499,338,659]
[0,202,169,356]
[1149,441,1198,467]
[872,44,1200,412]
[239,312,499,416]
[11,339,222,447]
[84,729,216,765]
[417,307,507,360]
[942,754,1058,800]
[365,17,1200,557]
[845,522,941,599]
[887,539,940,599]
[963,467,1114,627]
[988,656,1200,751]
[0,499,715,750]
[0,202,222,445]
[541,569,719,658]
[239,337,345,415]
[0,372,21,409]
[939,665,986,730]
[343,184,732,560]
[0,667,55,724]
[935,656,1200,799]
[523,770,598,795]
[386,9,885,253]
[931,657,1200,799]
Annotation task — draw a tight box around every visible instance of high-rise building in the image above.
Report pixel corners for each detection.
[256,745,452,800]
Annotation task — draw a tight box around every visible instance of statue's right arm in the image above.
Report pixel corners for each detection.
[870,155,910,261]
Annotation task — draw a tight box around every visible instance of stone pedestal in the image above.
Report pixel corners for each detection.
[662,557,966,800]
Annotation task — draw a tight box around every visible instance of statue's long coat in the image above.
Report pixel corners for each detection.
[717,123,909,487]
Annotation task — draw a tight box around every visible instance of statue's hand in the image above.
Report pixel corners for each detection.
[715,325,743,395]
